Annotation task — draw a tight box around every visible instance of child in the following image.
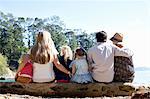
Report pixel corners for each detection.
[16,54,31,76]
[15,54,32,83]
[70,48,93,84]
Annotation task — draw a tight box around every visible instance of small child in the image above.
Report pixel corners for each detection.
[16,54,31,77]
[70,48,93,84]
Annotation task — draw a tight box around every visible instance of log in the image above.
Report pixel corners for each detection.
[0,82,149,98]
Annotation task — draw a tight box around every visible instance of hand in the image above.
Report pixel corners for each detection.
[88,66,94,72]
[68,71,72,78]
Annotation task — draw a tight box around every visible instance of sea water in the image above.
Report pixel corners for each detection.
[133,70,150,84]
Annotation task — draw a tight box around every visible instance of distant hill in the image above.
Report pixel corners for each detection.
[135,67,150,71]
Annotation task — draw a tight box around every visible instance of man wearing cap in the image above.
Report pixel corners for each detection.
[110,33,134,82]
[87,31,133,83]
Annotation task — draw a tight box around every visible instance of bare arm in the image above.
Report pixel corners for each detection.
[87,50,94,72]
[71,63,76,75]
[114,45,133,57]
[53,55,70,75]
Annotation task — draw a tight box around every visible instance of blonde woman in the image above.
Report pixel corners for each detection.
[16,31,71,83]
[54,45,73,83]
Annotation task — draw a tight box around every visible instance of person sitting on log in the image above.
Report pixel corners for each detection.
[110,33,135,82]
[16,31,71,83]
[70,47,93,84]
[87,31,133,83]
[54,45,73,83]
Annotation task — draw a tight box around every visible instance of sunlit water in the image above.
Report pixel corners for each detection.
[133,70,150,84]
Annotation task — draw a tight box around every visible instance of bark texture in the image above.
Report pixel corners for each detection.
[0,82,149,98]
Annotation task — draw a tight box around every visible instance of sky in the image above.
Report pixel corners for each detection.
[0,0,150,67]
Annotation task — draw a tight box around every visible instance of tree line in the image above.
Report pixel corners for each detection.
[0,11,96,69]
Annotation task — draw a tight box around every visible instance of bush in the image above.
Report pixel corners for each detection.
[0,53,9,76]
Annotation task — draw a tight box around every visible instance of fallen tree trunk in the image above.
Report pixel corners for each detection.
[0,82,149,98]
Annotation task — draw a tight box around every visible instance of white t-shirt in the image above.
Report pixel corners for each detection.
[27,48,58,82]
[33,62,55,82]
[88,41,133,82]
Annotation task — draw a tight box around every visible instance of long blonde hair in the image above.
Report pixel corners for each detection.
[30,31,58,64]
[60,45,73,61]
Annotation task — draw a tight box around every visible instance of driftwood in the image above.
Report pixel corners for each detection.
[0,82,149,98]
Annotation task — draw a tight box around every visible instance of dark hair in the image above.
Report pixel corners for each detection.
[96,31,107,42]
[75,48,85,56]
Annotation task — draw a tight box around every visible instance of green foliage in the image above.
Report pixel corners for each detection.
[69,34,78,51]
[0,54,8,75]
[0,11,26,62]
[0,11,96,67]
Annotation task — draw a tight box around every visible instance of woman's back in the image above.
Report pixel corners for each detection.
[33,62,55,82]
[16,31,71,83]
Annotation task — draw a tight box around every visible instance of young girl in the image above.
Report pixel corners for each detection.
[16,54,30,73]
[15,54,31,80]
[70,48,93,84]
[16,31,71,83]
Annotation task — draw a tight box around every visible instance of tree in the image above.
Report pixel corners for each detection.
[0,54,8,75]
[0,11,25,63]
[44,16,67,51]
[65,31,78,51]
[0,11,96,67]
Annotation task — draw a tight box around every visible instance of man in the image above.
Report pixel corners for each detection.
[87,31,133,83]
[110,33,134,82]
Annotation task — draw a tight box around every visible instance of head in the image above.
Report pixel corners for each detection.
[96,31,107,42]
[110,33,123,44]
[75,47,85,58]
[30,31,57,64]
[60,45,73,60]
[20,54,30,64]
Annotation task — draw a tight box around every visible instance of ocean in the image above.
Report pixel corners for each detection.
[133,70,150,84]
[0,70,150,84]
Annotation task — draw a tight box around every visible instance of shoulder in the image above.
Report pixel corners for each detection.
[105,41,115,47]
[88,46,96,53]
[52,49,59,56]
[34,62,53,66]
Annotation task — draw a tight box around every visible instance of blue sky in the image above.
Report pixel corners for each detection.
[0,0,150,67]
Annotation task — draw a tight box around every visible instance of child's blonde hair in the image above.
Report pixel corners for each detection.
[60,45,73,61]
[30,31,57,64]
[19,54,30,64]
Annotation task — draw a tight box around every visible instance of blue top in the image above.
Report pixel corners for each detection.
[70,57,93,83]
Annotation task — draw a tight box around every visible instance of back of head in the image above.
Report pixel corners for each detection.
[96,31,107,42]
[110,33,123,43]
[60,45,73,60]
[110,33,124,48]
[75,48,85,57]
[30,31,55,64]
